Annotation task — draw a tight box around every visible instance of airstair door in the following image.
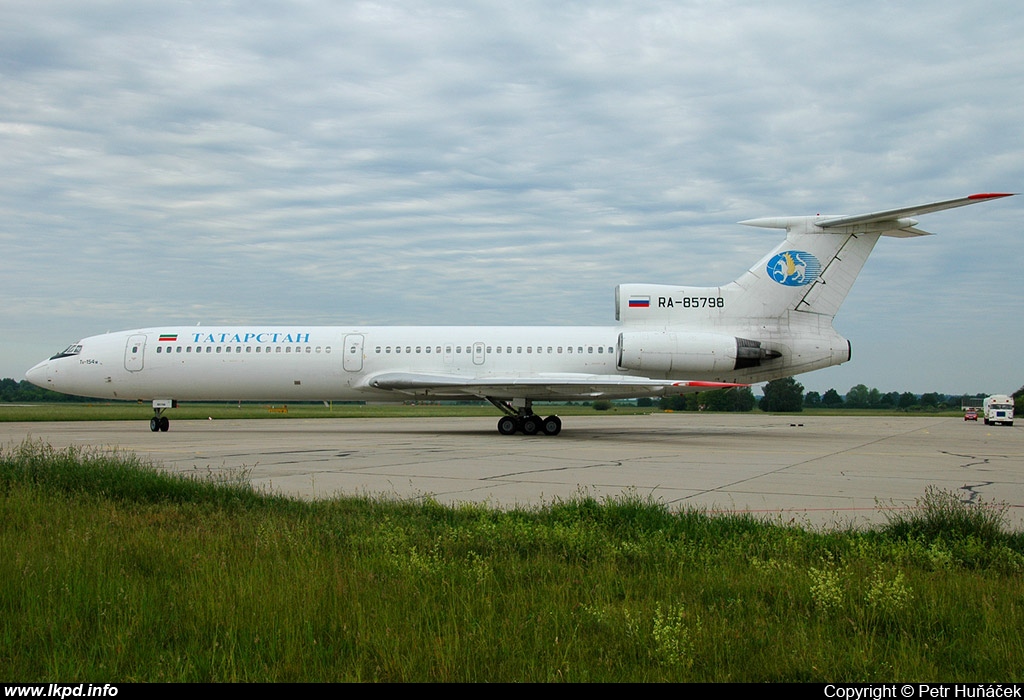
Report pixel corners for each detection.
[124,334,147,372]
[343,334,364,372]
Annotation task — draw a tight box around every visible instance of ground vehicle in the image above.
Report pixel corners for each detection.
[983,395,1015,426]
[964,410,978,421]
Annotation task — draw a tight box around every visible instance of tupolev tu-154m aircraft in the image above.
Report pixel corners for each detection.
[26,193,1013,435]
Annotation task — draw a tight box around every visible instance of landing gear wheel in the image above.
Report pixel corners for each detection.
[149,399,176,433]
[486,398,563,437]
[497,416,519,435]
[541,415,562,436]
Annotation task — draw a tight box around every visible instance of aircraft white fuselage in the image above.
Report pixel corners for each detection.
[28,325,740,402]
[26,193,1013,435]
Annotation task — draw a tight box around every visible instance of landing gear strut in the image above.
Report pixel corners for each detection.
[488,398,562,436]
[150,399,176,432]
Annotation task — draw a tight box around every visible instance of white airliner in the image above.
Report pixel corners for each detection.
[26,193,1013,435]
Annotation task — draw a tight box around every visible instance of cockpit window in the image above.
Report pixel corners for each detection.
[49,344,83,360]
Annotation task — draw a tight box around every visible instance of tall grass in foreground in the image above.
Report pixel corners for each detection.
[2,441,1022,682]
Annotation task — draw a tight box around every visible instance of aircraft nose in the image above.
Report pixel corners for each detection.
[25,360,51,389]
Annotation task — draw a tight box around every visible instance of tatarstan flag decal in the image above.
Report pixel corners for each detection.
[159,334,178,342]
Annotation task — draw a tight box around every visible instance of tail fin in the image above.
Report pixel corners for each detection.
[616,193,1013,329]
[726,218,881,321]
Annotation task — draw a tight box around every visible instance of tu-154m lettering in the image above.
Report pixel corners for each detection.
[26,193,1014,435]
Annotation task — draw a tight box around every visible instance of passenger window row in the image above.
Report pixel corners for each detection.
[154,343,616,357]
[374,345,614,355]
[155,345,331,354]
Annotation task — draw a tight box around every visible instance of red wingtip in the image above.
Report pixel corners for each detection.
[675,381,750,388]
[968,193,1015,200]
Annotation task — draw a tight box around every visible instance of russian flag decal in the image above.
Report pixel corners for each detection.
[628,296,650,308]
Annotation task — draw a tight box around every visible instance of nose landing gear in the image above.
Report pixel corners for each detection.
[149,399,177,432]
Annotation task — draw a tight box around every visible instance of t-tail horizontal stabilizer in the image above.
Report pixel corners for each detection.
[739,192,1015,237]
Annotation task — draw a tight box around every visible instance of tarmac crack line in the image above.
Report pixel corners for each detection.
[482,459,625,481]
[672,419,950,504]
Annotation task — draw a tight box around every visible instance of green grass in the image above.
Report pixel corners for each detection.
[0,402,656,422]
[2,441,1022,681]
[0,402,967,423]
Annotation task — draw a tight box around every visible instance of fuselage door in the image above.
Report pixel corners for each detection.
[124,334,147,372]
[343,334,364,372]
[472,341,485,366]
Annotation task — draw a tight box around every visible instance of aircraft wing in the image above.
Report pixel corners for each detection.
[366,372,747,401]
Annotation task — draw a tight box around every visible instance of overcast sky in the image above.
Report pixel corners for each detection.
[3,0,1021,395]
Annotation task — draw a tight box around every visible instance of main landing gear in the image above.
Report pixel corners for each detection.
[149,399,176,432]
[488,398,562,436]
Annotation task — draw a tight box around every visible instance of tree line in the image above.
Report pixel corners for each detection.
[654,378,1023,414]
[0,378,91,403]
[3,375,1021,415]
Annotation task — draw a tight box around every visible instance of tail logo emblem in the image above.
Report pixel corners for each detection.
[766,250,821,287]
